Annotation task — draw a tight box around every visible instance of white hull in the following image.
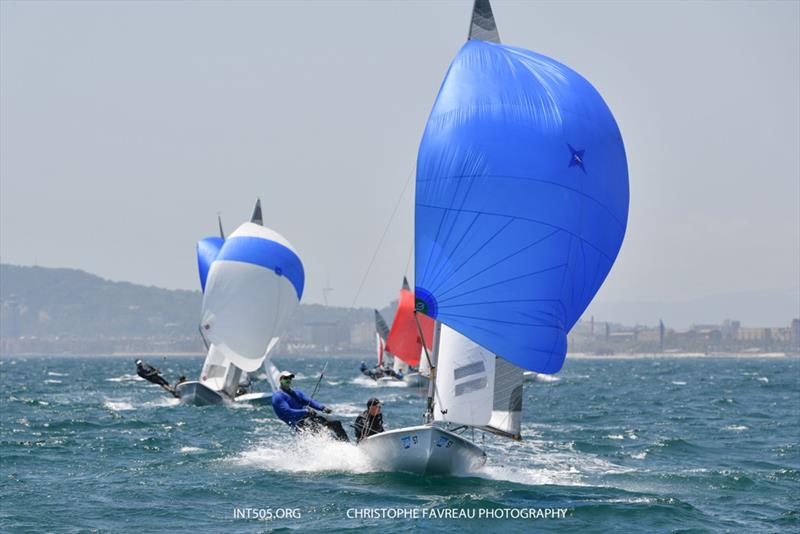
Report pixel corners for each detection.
[376,375,402,384]
[403,372,427,387]
[176,381,273,406]
[233,392,273,405]
[175,381,226,406]
[359,425,486,476]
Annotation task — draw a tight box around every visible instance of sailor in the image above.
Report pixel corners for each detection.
[135,359,175,395]
[359,361,384,381]
[172,375,186,397]
[383,368,403,380]
[271,371,350,442]
[354,397,384,442]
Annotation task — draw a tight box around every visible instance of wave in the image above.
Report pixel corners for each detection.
[328,402,364,417]
[724,425,748,431]
[44,379,62,384]
[104,400,135,411]
[47,371,68,377]
[350,375,408,388]
[535,374,561,383]
[103,397,179,411]
[179,446,208,454]
[106,374,143,383]
[232,432,375,474]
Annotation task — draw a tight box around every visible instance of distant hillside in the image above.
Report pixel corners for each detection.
[0,264,201,338]
[0,264,382,354]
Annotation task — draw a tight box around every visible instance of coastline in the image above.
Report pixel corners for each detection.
[1,351,796,359]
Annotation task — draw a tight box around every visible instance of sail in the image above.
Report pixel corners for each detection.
[200,344,241,397]
[433,324,522,439]
[263,355,281,392]
[201,221,304,373]
[196,237,224,292]
[393,355,410,374]
[374,309,391,367]
[375,332,385,367]
[385,277,434,367]
[374,309,390,340]
[418,346,431,377]
[414,35,629,374]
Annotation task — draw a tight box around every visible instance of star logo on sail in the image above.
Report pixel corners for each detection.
[567,144,586,174]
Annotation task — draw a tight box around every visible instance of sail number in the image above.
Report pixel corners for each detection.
[435,436,453,448]
[400,435,419,449]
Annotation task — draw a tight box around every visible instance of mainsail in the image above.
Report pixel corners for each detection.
[433,324,523,439]
[374,309,391,367]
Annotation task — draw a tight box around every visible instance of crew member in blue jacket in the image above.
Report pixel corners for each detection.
[272,371,350,442]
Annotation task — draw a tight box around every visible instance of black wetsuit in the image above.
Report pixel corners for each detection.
[360,366,385,381]
[296,413,350,442]
[354,410,384,442]
[136,362,171,389]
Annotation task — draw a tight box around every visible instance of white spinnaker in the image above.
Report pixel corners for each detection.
[201,225,301,373]
[419,346,431,377]
[393,355,410,374]
[200,344,231,391]
[263,356,281,392]
[433,324,523,439]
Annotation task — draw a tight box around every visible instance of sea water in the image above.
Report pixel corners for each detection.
[1,355,797,532]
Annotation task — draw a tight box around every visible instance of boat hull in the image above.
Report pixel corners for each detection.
[359,425,486,476]
[174,381,226,406]
[233,392,273,405]
[403,372,427,387]
[376,376,401,384]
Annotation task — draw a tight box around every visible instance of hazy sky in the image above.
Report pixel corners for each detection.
[2,0,798,315]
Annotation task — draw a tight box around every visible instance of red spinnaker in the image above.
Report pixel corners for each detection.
[385,283,434,367]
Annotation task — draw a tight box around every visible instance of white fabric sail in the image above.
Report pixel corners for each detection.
[419,346,431,377]
[200,222,303,373]
[393,356,410,374]
[433,324,523,439]
[263,354,281,392]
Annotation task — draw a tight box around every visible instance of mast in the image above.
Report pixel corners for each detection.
[217,214,225,239]
[423,320,442,423]
[468,0,500,44]
[250,198,263,225]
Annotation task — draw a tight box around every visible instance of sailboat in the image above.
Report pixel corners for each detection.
[369,279,433,386]
[359,0,629,475]
[383,277,434,387]
[176,199,305,406]
[371,309,401,383]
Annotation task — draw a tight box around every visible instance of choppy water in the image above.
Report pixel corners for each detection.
[1,355,798,532]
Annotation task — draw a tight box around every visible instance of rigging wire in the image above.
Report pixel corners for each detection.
[350,166,415,308]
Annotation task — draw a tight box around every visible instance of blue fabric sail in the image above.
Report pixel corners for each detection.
[414,39,629,374]
[196,237,223,292]
[215,236,305,300]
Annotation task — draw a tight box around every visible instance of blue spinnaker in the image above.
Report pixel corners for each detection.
[197,236,224,292]
[414,40,629,374]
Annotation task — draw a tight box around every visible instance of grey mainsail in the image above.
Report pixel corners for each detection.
[468,0,500,44]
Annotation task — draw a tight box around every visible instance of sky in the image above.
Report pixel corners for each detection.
[1,0,798,324]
